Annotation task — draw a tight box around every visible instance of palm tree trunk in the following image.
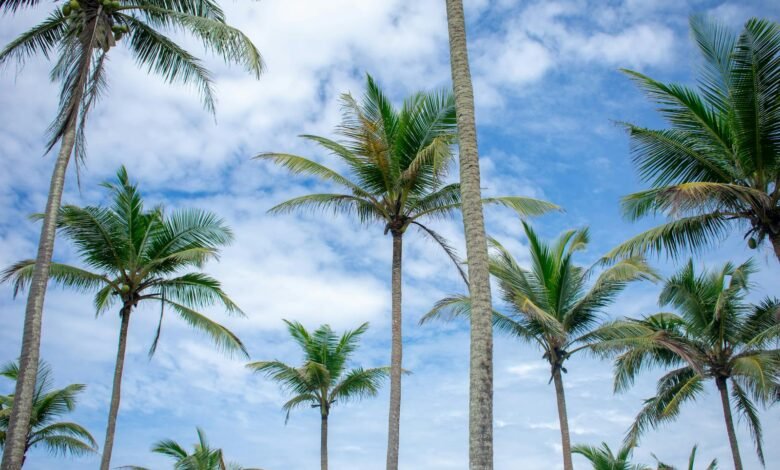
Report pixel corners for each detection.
[444,1,494,468]
[716,377,743,470]
[552,368,573,470]
[385,233,403,470]
[770,234,780,264]
[321,413,328,470]
[100,307,132,470]
[0,121,77,470]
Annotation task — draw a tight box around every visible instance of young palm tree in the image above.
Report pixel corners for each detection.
[422,221,656,470]
[255,74,557,470]
[1,167,247,470]
[248,321,389,470]
[572,442,650,470]
[0,0,262,465]
[0,361,97,467]
[444,1,495,467]
[123,427,260,470]
[609,17,780,262]
[595,260,779,470]
[653,445,717,470]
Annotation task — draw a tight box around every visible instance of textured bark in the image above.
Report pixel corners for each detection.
[385,233,403,470]
[716,378,743,470]
[444,1,494,468]
[321,413,328,470]
[0,122,77,470]
[552,368,573,470]
[100,308,132,470]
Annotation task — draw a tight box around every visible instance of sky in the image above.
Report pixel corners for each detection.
[1,0,779,469]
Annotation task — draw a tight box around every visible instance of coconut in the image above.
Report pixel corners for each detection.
[69,0,80,10]
[114,31,123,41]
[62,4,71,15]
[748,238,757,249]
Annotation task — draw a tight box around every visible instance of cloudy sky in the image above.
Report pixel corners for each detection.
[1,0,779,468]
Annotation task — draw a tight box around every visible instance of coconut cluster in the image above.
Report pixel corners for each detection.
[62,0,128,50]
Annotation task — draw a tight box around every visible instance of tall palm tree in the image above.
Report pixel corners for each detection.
[572,441,651,470]
[1,167,247,470]
[423,221,656,470]
[254,74,557,470]
[123,427,260,470]
[248,321,389,470]
[0,361,97,467]
[443,0,495,467]
[609,17,780,262]
[594,260,779,470]
[0,0,262,466]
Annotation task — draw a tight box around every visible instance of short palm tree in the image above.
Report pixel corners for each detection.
[422,221,656,470]
[1,167,247,470]
[653,445,717,470]
[248,321,389,470]
[0,360,97,467]
[595,260,779,470]
[0,0,261,465]
[123,427,259,470]
[255,74,557,469]
[609,17,780,262]
[572,441,650,470]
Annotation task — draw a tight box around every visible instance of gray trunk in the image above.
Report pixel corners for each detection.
[100,307,132,470]
[0,119,77,470]
[385,233,403,470]
[552,368,573,470]
[716,377,743,470]
[321,413,328,470]
[444,1,494,468]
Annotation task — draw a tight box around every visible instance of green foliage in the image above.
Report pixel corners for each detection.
[0,0,263,164]
[0,166,247,358]
[423,221,657,373]
[572,441,651,470]
[611,17,780,259]
[256,74,559,282]
[0,360,97,460]
[594,260,780,463]
[248,321,388,420]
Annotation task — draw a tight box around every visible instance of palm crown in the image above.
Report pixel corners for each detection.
[595,260,779,467]
[2,166,246,356]
[256,74,558,276]
[0,361,97,463]
[572,441,651,470]
[0,0,262,160]
[248,321,388,420]
[611,17,780,262]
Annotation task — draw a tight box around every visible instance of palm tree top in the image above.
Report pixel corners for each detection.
[248,320,388,420]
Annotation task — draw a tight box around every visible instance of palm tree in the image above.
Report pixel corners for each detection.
[254,74,557,470]
[443,0,495,467]
[248,321,389,470]
[0,0,262,466]
[422,221,656,470]
[594,260,779,470]
[609,17,780,262]
[572,441,651,470]
[1,167,247,470]
[653,445,717,470]
[123,427,260,470]
[0,361,97,467]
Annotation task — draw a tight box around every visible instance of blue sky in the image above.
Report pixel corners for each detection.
[1,0,779,468]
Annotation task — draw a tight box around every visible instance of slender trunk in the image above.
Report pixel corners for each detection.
[771,234,780,264]
[0,123,77,470]
[321,413,328,470]
[100,307,132,470]
[552,368,573,470]
[385,233,403,470]
[716,377,743,470]
[444,1,493,468]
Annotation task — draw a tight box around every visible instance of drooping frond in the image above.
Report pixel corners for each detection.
[731,379,764,465]
[0,11,67,66]
[411,222,468,284]
[329,367,390,404]
[164,300,247,358]
[267,193,384,224]
[1,260,110,298]
[483,196,562,218]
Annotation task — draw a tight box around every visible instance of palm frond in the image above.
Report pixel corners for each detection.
[1,260,110,298]
[0,11,67,66]
[411,222,467,284]
[483,196,561,218]
[164,300,247,358]
[731,379,764,465]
